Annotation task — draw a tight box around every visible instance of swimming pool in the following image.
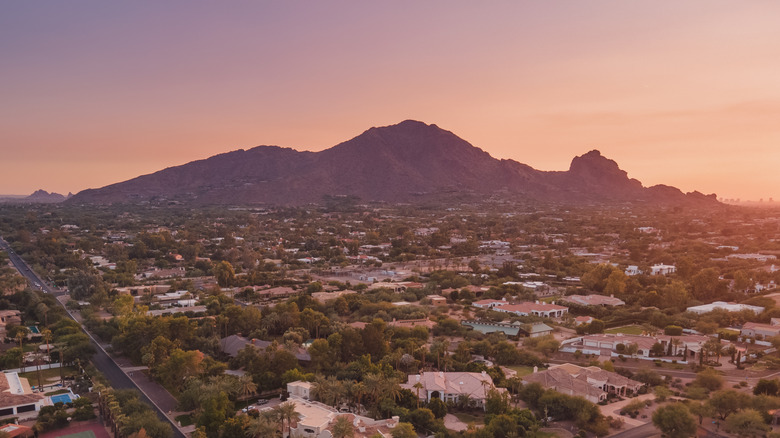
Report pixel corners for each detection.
[28,326,40,334]
[51,393,75,404]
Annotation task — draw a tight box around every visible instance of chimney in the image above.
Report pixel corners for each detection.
[481,371,486,376]
[415,375,420,382]
[533,366,538,373]
[439,371,444,378]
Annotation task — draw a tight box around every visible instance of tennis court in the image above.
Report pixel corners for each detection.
[39,421,110,438]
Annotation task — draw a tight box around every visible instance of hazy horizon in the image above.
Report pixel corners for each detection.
[2,2,779,201]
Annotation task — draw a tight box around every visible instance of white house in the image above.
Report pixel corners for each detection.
[686,301,764,315]
[650,264,676,275]
[401,371,502,409]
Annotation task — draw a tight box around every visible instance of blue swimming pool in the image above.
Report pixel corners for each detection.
[51,393,74,404]
[28,326,39,334]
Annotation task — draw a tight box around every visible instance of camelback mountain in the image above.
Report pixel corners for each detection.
[68,120,717,206]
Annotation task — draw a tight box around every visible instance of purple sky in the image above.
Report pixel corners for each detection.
[2,1,779,200]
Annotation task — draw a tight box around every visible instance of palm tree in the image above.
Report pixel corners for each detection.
[15,327,28,372]
[277,402,301,438]
[331,415,354,438]
[238,374,258,409]
[246,414,278,438]
[41,329,52,364]
[413,382,424,409]
[349,381,365,414]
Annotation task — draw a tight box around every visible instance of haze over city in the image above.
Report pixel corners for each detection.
[2,1,779,201]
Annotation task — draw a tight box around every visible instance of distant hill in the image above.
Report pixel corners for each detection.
[69,120,718,206]
[0,190,70,204]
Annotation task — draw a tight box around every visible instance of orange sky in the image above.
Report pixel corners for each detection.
[2,2,779,201]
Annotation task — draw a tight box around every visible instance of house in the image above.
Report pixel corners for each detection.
[0,310,22,340]
[741,321,780,339]
[427,295,447,306]
[492,301,568,318]
[686,301,764,315]
[401,371,502,410]
[270,396,399,438]
[624,266,641,276]
[256,286,299,301]
[650,264,676,276]
[519,322,554,338]
[462,320,524,337]
[310,290,356,303]
[0,423,33,438]
[523,364,642,403]
[471,298,507,309]
[560,333,711,361]
[388,318,436,329]
[0,372,45,417]
[287,381,313,400]
[220,335,311,362]
[574,316,594,326]
[560,294,625,307]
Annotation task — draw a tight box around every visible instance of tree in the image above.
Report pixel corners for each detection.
[276,402,301,437]
[693,368,724,392]
[652,403,697,438]
[331,415,355,438]
[724,409,770,437]
[238,374,258,409]
[707,390,751,420]
[391,422,416,438]
[214,261,235,288]
[754,378,779,396]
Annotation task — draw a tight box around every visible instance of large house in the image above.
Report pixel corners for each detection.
[650,264,676,276]
[741,320,780,339]
[686,301,764,315]
[0,372,45,417]
[492,301,568,318]
[220,335,311,362]
[560,294,625,307]
[523,364,643,403]
[561,333,712,361]
[401,371,502,409]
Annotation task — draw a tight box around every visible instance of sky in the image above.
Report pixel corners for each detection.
[2,2,779,201]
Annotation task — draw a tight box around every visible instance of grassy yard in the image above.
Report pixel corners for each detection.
[507,365,546,377]
[20,366,76,382]
[605,325,644,335]
[175,414,194,427]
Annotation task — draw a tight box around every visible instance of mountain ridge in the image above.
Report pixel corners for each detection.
[68,120,718,206]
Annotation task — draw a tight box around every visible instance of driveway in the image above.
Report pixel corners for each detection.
[600,394,655,427]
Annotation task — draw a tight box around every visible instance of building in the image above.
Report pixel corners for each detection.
[401,371,502,409]
[686,301,764,315]
[263,395,399,438]
[310,290,357,303]
[220,335,311,362]
[650,264,676,275]
[287,381,313,400]
[560,333,712,361]
[0,372,45,417]
[426,295,447,306]
[741,321,780,339]
[560,294,625,307]
[519,322,554,338]
[471,298,507,309]
[624,266,641,276]
[492,301,568,318]
[0,310,22,340]
[523,364,642,403]
[574,316,594,326]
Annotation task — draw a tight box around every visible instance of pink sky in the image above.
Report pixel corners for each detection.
[2,2,779,200]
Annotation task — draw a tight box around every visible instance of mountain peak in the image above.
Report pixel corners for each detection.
[68,122,717,206]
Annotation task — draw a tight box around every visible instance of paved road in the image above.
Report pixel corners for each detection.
[0,236,62,295]
[0,236,185,438]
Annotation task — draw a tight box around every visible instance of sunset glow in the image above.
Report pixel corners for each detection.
[2,1,779,200]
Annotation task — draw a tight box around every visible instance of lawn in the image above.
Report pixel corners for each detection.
[508,365,546,377]
[175,414,194,427]
[605,325,644,335]
[20,366,76,382]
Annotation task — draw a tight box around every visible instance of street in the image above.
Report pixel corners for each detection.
[0,236,185,438]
